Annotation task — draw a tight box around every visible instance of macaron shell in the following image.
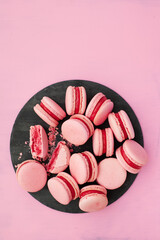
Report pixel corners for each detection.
[30,125,48,159]
[119,110,135,139]
[47,142,70,174]
[97,158,127,190]
[92,129,103,156]
[79,87,87,114]
[61,119,90,146]
[123,140,148,165]
[80,184,107,195]
[93,100,114,126]
[16,160,47,192]
[108,112,124,142]
[79,194,108,212]
[34,104,58,127]
[65,86,87,115]
[116,140,148,174]
[85,151,98,182]
[40,126,49,158]
[71,114,94,137]
[116,147,138,174]
[85,92,104,119]
[57,172,80,200]
[48,177,72,205]
[42,96,66,120]
[106,128,114,157]
[69,153,89,184]
[65,86,75,115]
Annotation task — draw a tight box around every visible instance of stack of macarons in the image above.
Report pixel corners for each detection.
[15,85,148,213]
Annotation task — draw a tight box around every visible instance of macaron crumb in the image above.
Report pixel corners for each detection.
[18,152,23,160]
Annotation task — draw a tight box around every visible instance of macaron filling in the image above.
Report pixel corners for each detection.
[40,102,60,121]
[81,152,93,181]
[75,87,80,114]
[30,126,42,156]
[47,142,63,171]
[115,113,128,139]
[120,146,142,170]
[57,175,75,199]
[102,129,107,154]
[80,189,105,198]
[90,95,107,121]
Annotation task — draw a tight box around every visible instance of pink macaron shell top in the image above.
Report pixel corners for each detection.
[69,151,98,184]
[29,125,48,159]
[69,153,89,185]
[92,129,103,156]
[69,151,98,185]
[79,86,87,114]
[97,158,127,190]
[48,172,80,205]
[65,86,75,115]
[108,112,124,142]
[71,114,94,137]
[118,110,135,139]
[106,128,114,157]
[61,119,90,146]
[86,151,98,182]
[16,160,47,192]
[41,96,66,120]
[48,176,72,205]
[65,86,87,115]
[85,92,114,126]
[85,92,104,119]
[116,140,148,174]
[34,104,59,127]
[47,141,70,174]
[93,99,114,126]
[79,185,108,212]
[92,128,114,157]
[108,110,135,142]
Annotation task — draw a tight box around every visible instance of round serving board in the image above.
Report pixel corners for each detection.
[10,80,143,213]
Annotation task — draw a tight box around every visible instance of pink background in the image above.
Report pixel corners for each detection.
[1,1,160,239]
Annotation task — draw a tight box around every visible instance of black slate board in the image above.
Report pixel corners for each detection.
[10,80,143,213]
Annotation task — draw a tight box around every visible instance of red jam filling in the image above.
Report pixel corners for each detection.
[40,102,60,121]
[102,129,106,154]
[80,189,105,198]
[81,152,93,181]
[115,113,128,139]
[47,142,62,171]
[31,126,41,155]
[90,96,107,121]
[120,146,141,170]
[57,175,75,199]
[74,87,80,114]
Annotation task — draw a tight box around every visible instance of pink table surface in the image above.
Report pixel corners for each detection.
[1,1,160,240]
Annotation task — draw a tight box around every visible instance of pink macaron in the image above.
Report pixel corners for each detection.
[92,128,114,157]
[79,185,108,212]
[69,151,98,185]
[85,92,114,126]
[34,96,66,127]
[97,158,127,190]
[116,140,148,174]
[29,125,48,160]
[65,86,87,115]
[61,114,94,146]
[47,141,70,174]
[47,172,80,205]
[16,160,47,192]
[108,110,135,142]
